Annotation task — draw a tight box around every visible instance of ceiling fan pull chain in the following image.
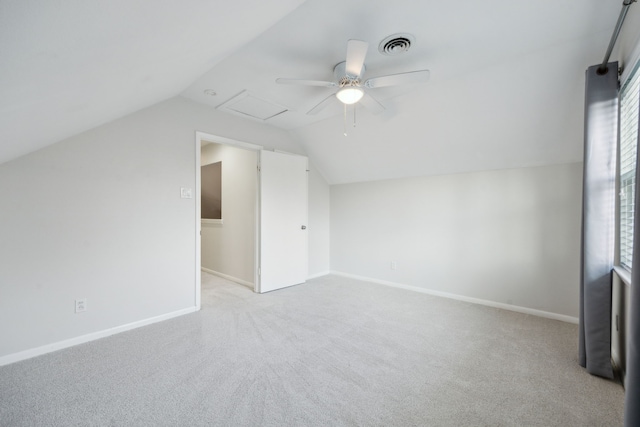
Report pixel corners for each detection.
[343,103,348,136]
[353,103,357,128]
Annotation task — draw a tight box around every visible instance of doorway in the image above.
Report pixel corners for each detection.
[194,131,309,308]
[200,140,258,289]
[195,132,262,308]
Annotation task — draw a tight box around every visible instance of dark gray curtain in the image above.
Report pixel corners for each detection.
[624,86,640,427]
[579,62,618,379]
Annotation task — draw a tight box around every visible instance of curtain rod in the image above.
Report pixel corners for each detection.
[598,0,637,74]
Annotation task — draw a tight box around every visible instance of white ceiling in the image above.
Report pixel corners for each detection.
[1,0,626,184]
[0,0,305,163]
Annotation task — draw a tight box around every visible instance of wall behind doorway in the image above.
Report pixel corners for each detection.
[201,142,257,286]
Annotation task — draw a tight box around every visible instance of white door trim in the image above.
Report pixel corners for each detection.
[194,132,263,304]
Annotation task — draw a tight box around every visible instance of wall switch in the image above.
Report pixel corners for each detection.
[391,261,397,270]
[180,187,193,199]
[75,298,87,313]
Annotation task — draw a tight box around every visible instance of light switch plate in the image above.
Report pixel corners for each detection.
[180,187,193,199]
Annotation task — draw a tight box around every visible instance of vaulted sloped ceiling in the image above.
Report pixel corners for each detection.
[0,0,305,163]
[1,0,625,184]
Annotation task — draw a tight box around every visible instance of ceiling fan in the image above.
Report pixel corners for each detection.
[276,39,430,115]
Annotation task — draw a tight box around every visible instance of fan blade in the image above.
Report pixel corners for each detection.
[359,92,385,115]
[276,78,336,87]
[307,93,337,115]
[345,40,369,78]
[364,70,430,88]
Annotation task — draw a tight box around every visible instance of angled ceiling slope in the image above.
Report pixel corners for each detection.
[0,0,306,165]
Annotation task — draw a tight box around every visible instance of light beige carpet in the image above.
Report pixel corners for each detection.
[0,273,624,426]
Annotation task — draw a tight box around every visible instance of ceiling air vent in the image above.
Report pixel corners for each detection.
[378,33,414,56]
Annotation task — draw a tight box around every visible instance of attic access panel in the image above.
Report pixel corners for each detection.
[217,90,288,121]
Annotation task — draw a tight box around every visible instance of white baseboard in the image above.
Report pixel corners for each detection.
[307,270,331,280]
[0,306,198,367]
[201,267,254,289]
[331,271,579,324]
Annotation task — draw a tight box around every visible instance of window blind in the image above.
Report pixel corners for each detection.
[619,63,640,270]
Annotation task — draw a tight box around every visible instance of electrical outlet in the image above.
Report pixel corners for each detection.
[75,298,87,313]
[391,261,397,270]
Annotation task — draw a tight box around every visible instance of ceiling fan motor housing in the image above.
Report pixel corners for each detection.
[334,61,366,82]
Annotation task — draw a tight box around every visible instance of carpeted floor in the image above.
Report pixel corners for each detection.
[0,273,625,426]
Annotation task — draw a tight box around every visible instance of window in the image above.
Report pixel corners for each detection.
[619,62,640,270]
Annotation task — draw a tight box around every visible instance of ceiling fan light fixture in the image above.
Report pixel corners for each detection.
[336,87,364,105]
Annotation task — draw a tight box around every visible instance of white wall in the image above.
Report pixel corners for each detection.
[308,165,330,277]
[201,143,257,284]
[330,162,583,318]
[0,96,331,361]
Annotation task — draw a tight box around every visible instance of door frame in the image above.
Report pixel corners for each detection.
[194,131,263,309]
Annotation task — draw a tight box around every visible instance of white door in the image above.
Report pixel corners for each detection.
[258,150,308,293]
